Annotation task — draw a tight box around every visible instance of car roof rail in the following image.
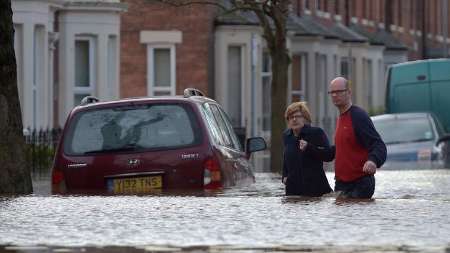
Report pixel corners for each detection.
[183,88,205,98]
[80,96,100,106]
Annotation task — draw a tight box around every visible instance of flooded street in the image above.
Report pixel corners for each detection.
[1,170,450,252]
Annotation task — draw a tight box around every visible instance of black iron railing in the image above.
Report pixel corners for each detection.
[24,128,62,176]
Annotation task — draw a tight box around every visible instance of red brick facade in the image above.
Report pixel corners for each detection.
[294,0,450,60]
[120,0,217,98]
[120,0,449,99]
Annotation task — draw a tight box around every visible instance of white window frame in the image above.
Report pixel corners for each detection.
[147,44,176,96]
[74,36,96,105]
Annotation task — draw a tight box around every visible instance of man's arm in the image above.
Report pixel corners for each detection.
[351,107,387,168]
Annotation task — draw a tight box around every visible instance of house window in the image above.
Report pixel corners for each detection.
[341,57,350,79]
[335,0,340,15]
[262,51,272,132]
[341,57,357,102]
[364,59,374,108]
[362,0,368,20]
[34,25,45,128]
[397,0,403,28]
[107,35,118,98]
[74,37,96,106]
[291,53,306,103]
[410,0,415,31]
[147,45,176,96]
[315,53,328,126]
[351,0,357,18]
[227,46,243,127]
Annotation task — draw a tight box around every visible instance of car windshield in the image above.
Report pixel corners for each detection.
[373,116,435,145]
[64,104,201,155]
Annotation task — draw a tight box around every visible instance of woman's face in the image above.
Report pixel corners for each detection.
[287,110,305,132]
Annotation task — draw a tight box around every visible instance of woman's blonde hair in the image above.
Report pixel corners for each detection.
[284,101,312,123]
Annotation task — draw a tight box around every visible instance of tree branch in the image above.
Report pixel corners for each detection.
[241,0,275,50]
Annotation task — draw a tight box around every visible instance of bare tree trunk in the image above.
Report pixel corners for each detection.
[269,50,289,173]
[0,0,33,194]
[264,1,290,173]
[150,0,292,173]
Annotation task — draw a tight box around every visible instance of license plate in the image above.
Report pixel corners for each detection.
[109,176,162,194]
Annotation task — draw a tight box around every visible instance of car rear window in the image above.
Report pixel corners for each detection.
[63,103,202,155]
[373,116,435,145]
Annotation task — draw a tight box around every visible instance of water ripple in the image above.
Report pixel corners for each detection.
[1,170,450,252]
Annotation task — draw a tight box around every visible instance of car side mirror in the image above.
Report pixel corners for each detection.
[246,137,267,157]
[436,134,450,146]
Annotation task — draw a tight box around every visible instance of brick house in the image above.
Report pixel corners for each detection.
[11,0,449,171]
[119,0,449,171]
[120,0,217,98]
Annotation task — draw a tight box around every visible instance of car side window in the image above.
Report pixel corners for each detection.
[431,114,445,137]
[209,104,236,150]
[217,107,243,152]
[201,103,225,146]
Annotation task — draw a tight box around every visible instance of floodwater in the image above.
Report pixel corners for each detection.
[1,170,450,253]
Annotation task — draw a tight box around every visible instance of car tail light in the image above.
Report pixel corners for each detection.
[417,149,432,161]
[203,157,222,189]
[51,169,67,194]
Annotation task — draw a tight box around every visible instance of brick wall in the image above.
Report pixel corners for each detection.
[120,0,217,98]
[293,0,450,60]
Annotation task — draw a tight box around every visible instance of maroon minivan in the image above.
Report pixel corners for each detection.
[51,89,266,194]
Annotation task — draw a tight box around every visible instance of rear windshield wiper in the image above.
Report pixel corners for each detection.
[84,143,143,154]
[385,141,406,145]
[409,138,432,143]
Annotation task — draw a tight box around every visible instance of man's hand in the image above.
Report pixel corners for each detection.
[282,177,287,184]
[362,160,377,174]
[299,139,308,151]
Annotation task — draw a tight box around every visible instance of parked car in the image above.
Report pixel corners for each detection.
[371,112,450,170]
[51,88,267,194]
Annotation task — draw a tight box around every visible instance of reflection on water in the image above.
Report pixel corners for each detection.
[1,171,450,253]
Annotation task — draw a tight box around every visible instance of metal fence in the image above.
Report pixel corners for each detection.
[24,128,62,176]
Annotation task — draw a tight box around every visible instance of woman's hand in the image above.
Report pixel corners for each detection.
[299,139,308,151]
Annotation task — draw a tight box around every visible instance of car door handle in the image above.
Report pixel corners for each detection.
[417,75,426,81]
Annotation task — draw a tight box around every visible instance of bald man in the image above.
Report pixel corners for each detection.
[328,77,386,198]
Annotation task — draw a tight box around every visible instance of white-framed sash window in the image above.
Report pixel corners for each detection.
[74,36,96,106]
[33,25,45,129]
[227,45,243,127]
[147,44,176,96]
[291,53,307,103]
[261,51,272,133]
